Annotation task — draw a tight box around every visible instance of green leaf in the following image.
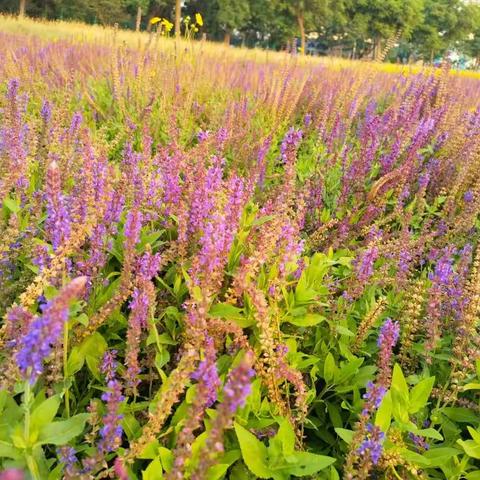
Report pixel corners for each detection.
[142,458,163,480]
[207,464,229,480]
[209,303,253,328]
[287,314,325,327]
[323,353,335,383]
[468,426,480,445]
[398,448,431,467]
[284,452,335,476]
[462,383,480,391]
[334,428,353,444]
[271,419,296,456]
[3,197,21,214]
[31,395,61,433]
[36,413,89,446]
[409,376,435,413]
[424,447,460,467]
[375,390,392,431]
[234,423,271,478]
[466,472,480,480]
[413,428,443,441]
[66,347,84,376]
[0,441,21,460]
[391,364,409,423]
[159,447,173,473]
[443,407,480,423]
[335,326,355,337]
[458,439,480,459]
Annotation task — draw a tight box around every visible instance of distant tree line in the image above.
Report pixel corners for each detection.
[2,0,480,63]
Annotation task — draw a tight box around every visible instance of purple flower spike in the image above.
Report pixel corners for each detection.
[377,318,400,350]
[16,277,87,384]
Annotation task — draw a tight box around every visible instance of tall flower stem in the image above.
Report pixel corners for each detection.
[63,320,70,418]
[24,379,40,480]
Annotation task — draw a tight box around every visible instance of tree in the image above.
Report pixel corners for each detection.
[278,0,330,54]
[175,0,180,37]
[217,0,250,44]
[411,0,480,62]
[343,0,424,59]
[18,0,25,16]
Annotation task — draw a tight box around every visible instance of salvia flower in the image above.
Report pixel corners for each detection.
[280,127,303,163]
[45,161,71,251]
[377,318,400,350]
[191,336,221,407]
[15,277,87,383]
[357,424,385,465]
[99,350,124,454]
[362,382,386,411]
[57,446,78,478]
[464,190,474,203]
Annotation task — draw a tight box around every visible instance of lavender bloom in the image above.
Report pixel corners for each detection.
[125,287,150,390]
[377,318,400,350]
[354,246,379,282]
[99,379,124,453]
[16,277,87,383]
[256,136,271,190]
[123,208,143,250]
[398,249,412,273]
[216,127,228,145]
[418,172,430,189]
[222,358,255,412]
[464,190,474,202]
[363,382,386,410]
[57,446,78,476]
[101,350,119,383]
[41,99,52,123]
[197,130,210,142]
[188,160,223,234]
[137,251,162,281]
[408,432,430,452]
[357,424,385,465]
[280,127,303,163]
[69,111,83,137]
[304,113,312,127]
[45,161,71,251]
[99,350,124,454]
[191,336,221,407]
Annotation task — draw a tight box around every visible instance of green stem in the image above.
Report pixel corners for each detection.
[24,380,41,480]
[64,320,70,418]
[24,381,31,444]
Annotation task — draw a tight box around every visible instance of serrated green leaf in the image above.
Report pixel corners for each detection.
[234,423,270,478]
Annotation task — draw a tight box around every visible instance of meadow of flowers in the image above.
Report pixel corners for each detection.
[2,17,480,480]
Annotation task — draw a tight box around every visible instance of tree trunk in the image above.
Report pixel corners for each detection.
[175,0,181,39]
[374,37,382,61]
[135,6,142,32]
[297,13,305,55]
[19,0,26,17]
[224,32,231,45]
